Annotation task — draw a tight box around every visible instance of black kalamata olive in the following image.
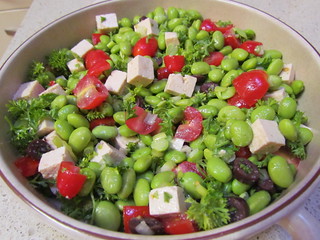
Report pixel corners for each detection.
[135,96,145,108]
[139,16,148,22]
[199,82,218,93]
[26,139,52,160]
[153,56,163,67]
[192,74,206,85]
[257,169,276,193]
[233,158,260,185]
[129,217,165,235]
[227,197,250,222]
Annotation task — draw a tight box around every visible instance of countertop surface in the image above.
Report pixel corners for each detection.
[0,0,319,239]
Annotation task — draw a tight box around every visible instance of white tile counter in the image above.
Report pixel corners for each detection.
[0,0,319,239]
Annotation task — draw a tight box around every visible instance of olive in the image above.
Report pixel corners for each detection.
[233,158,259,184]
[257,169,275,193]
[200,82,218,93]
[227,197,250,222]
[136,96,146,108]
[192,74,206,84]
[129,217,165,235]
[26,139,52,160]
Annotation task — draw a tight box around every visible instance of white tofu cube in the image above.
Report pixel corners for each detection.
[164,74,197,97]
[264,88,287,102]
[38,146,74,179]
[44,130,61,149]
[134,18,159,37]
[96,13,118,33]
[37,119,55,137]
[165,32,180,47]
[105,70,127,95]
[13,80,45,100]
[127,55,154,87]
[39,83,66,96]
[279,63,294,84]
[67,58,85,73]
[113,134,140,154]
[149,186,187,215]
[249,119,285,154]
[70,39,93,58]
[90,140,126,165]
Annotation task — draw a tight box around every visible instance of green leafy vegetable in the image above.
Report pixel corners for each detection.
[28,61,55,87]
[47,48,73,76]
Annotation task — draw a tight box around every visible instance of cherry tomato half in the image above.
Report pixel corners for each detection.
[123,206,150,233]
[84,49,111,77]
[157,67,171,80]
[132,36,158,57]
[73,75,109,109]
[163,55,185,73]
[224,29,241,49]
[203,52,224,66]
[92,33,104,45]
[56,161,86,199]
[161,213,198,235]
[240,40,263,56]
[14,156,39,177]
[200,19,233,33]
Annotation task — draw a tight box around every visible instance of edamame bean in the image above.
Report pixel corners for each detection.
[208,68,225,83]
[217,105,246,122]
[291,80,304,96]
[119,41,132,56]
[151,171,175,189]
[264,49,282,59]
[196,30,210,40]
[119,17,132,27]
[174,98,193,107]
[230,120,253,147]
[66,95,77,105]
[68,127,92,153]
[117,168,136,199]
[207,98,228,110]
[151,133,170,152]
[247,190,271,215]
[118,124,138,137]
[173,25,188,36]
[119,157,134,168]
[79,168,96,196]
[54,119,74,141]
[214,86,236,100]
[212,31,225,50]
[188,26,198,40]
[207,156,232,183]
[187,148,204,162]
[164,149,187,163]
[67,113,90,128]
[232,179,251,195]
[267,75,282,91]
[191,61,211,75]
[94,201,121,231]
[250,105,276,122]
[111,44,120,54]
[58,104,79,120]
[231,48,249,61]
[298,127,313,145]
[167,7,179,19]
[145,95,161,106]
[113,111,126,125]
[203,134,216,150]
[280,83,294,95]
[140,134,152,146]
[190,136,206,150]
[134,178,150,206]
[278,119,298,141]
[168,18,183,31]
[150,79,167,94]
[221,58,239,71]
[198,105,218,118]
[278,97,297,119]
[131,146,152,160]
[157,32,166,50]
[92,125,118,140]
[267,59,284,75]
[220,69,239,87]
[241,57,257,71]
[268,156,294,188]
[115,199,135,211]
[133,155,152,173]
[168,107,184,123]
[100,167,122,194]
[137,171,154,183]
[51,95,67,109]
[179,172,206,199]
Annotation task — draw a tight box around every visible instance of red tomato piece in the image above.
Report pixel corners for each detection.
[89,117,115,130]
[173,161,206,179]
[203,52,224,66]
[175,106,203,142]
[87,60,110,77]
[126,106,162,135]
[56,161,86,199]
[49,81,56,86]
[123,206,150,233]
[200,19,233,33]
[163,55,185,73]
[132,36,158,57]
[227,92,253,109]
[161,213,197,235]
[240,40,263,56]
[232,69,269,107]
[85,49,110,69]
[157,67,171,80]
[92,33,104,45]
[224,29,241,49]
[14,156,39,177]
[73,75,109,109]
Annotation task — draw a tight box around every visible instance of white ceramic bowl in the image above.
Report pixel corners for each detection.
[0,0,319,239]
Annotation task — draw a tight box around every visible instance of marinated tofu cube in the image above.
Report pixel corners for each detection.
[249,119,285,154]
[38,146,74,179]
[165,32,180,47]
[37,119,55,137]
[90,140,126,165]
[67,58,85,73]
[279,63,294,84]
[96,13,118,33]
[134,18,159,37]
[13,80,45,100]
[113,134,140,154]
[263,88,287,102]
[164,74,197,97]
[149,186,187,215]
[70,39,93,58]
[127,55,154,87]
[39,83,66,96]
[105,70,127,95]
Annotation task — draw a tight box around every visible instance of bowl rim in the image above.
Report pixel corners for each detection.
[0,0,320,239]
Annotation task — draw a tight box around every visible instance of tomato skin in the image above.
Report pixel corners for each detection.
[126,106,162,135]
[14,156,39,177]
[161,213,197,235]
[73,75,109,110]
[132,36,158,57]
[203,52,224,66]
[84,49,111,77]
[56,162,86,199]
[224,29,241,49]
[123,206,150,233]
[235,146,252,158]
[200,19,233,33]
[92,33,104,45]
[232,70,269,107]
[157,67,170,80]
[89,117,115,130]
[227,93,253,109]
[163,55,185,73]
[173,161,206,179]
[175,106,203,142]
[240,40,263,56]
